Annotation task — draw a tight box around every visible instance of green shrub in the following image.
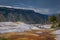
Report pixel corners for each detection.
[51,25,55,28]
[0,37,2,40]
[58,23,60,28]
[2,38,8,40]
[0,37,8,40]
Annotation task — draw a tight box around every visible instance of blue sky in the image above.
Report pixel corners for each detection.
[0,0,60,14]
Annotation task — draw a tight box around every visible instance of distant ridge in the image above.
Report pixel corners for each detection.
[0,5,48,24]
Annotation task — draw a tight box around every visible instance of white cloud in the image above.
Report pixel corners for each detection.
[0,3,60,14]
[0,5,12,8]
[0,5,50,14]
[35,8,49,14]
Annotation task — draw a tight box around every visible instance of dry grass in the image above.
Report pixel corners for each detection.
[0,30,56,40]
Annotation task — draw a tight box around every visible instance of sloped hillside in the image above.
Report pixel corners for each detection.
[0,7,48,24]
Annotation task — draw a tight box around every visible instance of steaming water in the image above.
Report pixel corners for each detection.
[0,22,40,33]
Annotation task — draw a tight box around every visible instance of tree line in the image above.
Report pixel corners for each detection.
[48,14,60,29]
